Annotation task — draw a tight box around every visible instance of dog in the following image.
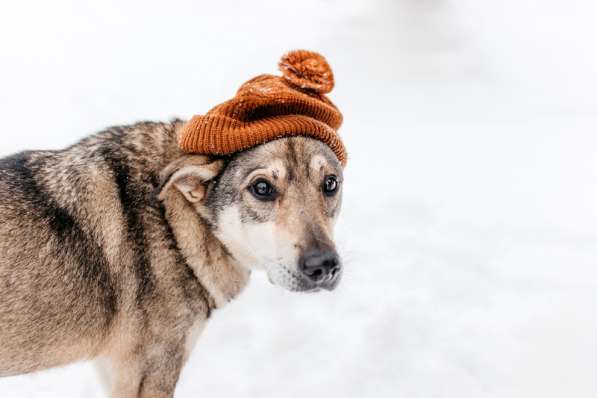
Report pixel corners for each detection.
[0,119,344,397]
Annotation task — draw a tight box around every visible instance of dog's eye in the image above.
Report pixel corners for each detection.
[250,179,277,201]
[323,175,339,197]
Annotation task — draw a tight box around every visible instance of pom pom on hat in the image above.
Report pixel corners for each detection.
[278,50,334,94]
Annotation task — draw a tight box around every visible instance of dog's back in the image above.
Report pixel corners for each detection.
[0,121,182,375]
[0,150,115,374]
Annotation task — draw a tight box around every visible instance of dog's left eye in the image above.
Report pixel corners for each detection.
[250,179,277,201]
[323,175,339,196]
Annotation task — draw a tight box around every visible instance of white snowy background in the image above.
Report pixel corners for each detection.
[1,0,596,397]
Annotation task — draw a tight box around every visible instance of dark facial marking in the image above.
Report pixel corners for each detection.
[285,139,299,182]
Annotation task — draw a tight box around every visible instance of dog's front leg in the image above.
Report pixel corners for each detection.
[97,343,185,398]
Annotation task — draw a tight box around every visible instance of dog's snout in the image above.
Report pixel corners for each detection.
[299,249,341,286]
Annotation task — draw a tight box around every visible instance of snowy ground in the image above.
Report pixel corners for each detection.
[1,1,596,397]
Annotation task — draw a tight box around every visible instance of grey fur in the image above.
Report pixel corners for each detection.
[0,120,343,397]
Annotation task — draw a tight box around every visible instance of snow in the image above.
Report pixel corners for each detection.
[1,0,596,397]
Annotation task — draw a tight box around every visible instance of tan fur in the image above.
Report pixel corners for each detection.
[0,120,344,397]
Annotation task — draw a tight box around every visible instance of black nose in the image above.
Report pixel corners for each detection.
[299,249,341,283]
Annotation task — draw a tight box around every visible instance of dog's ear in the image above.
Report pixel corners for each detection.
[157,155,224,203]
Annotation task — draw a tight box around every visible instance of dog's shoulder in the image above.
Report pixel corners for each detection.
[0,119,186,255]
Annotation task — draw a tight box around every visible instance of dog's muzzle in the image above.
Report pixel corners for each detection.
[298,248,342,291]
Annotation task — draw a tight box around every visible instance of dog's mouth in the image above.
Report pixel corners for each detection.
[266,264,341,293]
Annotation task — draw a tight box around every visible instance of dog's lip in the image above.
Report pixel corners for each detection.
[301,280,339,292]
[294,277,340,293]
[310,267,342,291]
[266,272,319,292]
[306,287,322,293]
[266,264,341,293]
[319,278,341,291]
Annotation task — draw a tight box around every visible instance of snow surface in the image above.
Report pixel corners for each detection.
[1,0,596,397]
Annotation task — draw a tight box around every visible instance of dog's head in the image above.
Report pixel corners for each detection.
[158,137,344,292]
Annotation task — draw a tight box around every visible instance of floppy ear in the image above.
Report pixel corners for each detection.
[157,156,224,203]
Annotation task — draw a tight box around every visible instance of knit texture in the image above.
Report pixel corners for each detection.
[179,50,347,166]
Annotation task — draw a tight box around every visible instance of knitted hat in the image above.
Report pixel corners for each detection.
[179,50,347,166]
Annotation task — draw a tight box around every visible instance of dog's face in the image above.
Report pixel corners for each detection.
[160,137,344,292]
[208,137,344,292]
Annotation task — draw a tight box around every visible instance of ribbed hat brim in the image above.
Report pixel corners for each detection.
[179,113,347,166]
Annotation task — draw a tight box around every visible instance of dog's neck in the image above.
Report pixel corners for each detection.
[161,192,250,308]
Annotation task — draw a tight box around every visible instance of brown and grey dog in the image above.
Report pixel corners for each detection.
[0,119,344,397]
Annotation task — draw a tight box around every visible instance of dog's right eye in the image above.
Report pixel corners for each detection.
[249,179,277,201]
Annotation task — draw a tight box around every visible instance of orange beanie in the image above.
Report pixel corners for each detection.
[178,50,347,166]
